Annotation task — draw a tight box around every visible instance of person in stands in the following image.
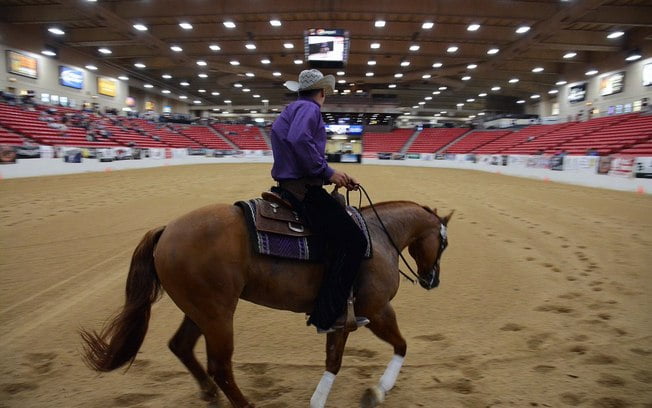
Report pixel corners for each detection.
[269,69,369,334]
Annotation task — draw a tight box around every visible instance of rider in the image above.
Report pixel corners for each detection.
[269,69,369,334]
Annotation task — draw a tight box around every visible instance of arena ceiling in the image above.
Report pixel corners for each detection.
[1,0,651,116]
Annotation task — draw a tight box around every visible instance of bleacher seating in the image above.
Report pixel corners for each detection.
[618,138,652,155]
[407,128,468,153]
[130,119,201,148]
[473,124,570,154]
[445,130,511,154]
[0,125,27,145]
[363,129,413,153]
[176,125,233,150]
[212,124,269,150]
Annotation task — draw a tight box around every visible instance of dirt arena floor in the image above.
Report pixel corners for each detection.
[1,163,651,408]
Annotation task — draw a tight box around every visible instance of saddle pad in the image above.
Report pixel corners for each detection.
[235,199,372,262]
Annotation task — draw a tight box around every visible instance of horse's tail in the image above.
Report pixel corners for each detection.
[80,225,166,372]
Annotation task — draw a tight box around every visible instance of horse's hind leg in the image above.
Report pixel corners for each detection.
[168,315,219,401]
[203,313,254,408]
[360,304,407,408]
[310,330,350,408]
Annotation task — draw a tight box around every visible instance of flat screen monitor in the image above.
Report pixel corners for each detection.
[59,65,84,89]
[643,63,652,87]
[568,83,587,103]
[305,29,349,69]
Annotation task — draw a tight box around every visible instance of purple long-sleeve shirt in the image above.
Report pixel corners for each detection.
[270,97,334,181]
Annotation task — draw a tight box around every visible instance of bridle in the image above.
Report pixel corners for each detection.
[351,185,448,287]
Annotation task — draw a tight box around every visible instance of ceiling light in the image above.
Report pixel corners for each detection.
[193,100,202,104]
[424,96,432,100]
[394,73,403,78]
[245,43,257,50]
[337,79,346,84]
[375,20,386,27]
[409,44,420,51]
[118,76,129,81]
[440,111,447,114]
[563,51,577,59]
[456,103,464,107]
[487,48,500,55]
[530,94,541,99]
[516,26,530,34]
[253,94,260,98]
[478,112,485,116]
[432,91,441,95]
[261,58,271,64]
[134,63,146,68]
[447,45,459,53]
[230,60,240,65]
[517,100,525,104]
[367,60,376,65]
[270,19,281,27]
[478,93,487,97]
[211,91,220,96]
[224,100,232,103]
[418,101,426,105]
[273,71,281,77]
[422,74,431,79]
[462,76,471,81]
[491,86,501,91]
[366,72,374,77]
[41,50,56,57]
[607,31,624,39]
[467,64,478,69]
[422,22,434,29]
[432,62,443,68]
[198,89,206,93]
[370,42,381,49]
[625,50,642,61]
[585,69,598,76]
[388,84,397,88]
[283,42,294,49]
[198,73,208,78]
[548,89,559,94]
[144,84,153,88]
[439,86,447,90]
[209,44,221,51]
[180,81,190,86]
[170,45,183,52]
[245,72,255,77]
[356,90,363,94]
[179,95,188,100]
[509,78,520,84]
[161,74,172,79]
[223,21,236,28]
[262,99,269,103]
[294,59,303,64]
[48,27,65,35]
[532,67,544,73]
[556,80,567,86]
[133,24,148,31]
[467,24,480,31]
[400,60,410,67]
[467,98,475,102]
[161,90,171,94]
[233,83,243,88]
[242,88,250,92]
[196,60,207,66]
[337,71,345,76]
[179,22,193,30]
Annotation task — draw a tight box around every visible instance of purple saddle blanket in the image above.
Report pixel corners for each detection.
[235,199,372,262]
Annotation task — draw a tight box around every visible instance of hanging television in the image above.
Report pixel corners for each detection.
[304,29,350,69]
[568,83,587,103]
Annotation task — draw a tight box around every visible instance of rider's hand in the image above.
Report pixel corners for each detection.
[329,170,349,188]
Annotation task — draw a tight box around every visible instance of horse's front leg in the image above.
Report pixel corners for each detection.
[360,303,406,408]
[310,330,350,408]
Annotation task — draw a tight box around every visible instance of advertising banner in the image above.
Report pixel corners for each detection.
[59,66,84,89]
[6,50,38,79]
[563,156,599,173]
[97,77,117,97]
[599,72,625,97]
[634,157,652,178]
[568,83,587,103]
[0,146,17,164]
[609,156,635,177]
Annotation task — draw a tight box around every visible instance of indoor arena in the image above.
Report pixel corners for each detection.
[1,1,651,408]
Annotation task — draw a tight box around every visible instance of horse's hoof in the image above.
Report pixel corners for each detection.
[200,388,219,402]
[360,386,385,408]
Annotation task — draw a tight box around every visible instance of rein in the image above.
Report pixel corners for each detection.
[348,185,421,284]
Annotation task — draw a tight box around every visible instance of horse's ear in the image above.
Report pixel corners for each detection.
[441,210,455,226]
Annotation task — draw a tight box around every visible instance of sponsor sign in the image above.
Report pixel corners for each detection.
[6,50,38,79]
[0,146,17,164]
[568,83,587,103]
[59,66,84,89]
[15,145,40,159]
[599,72,625,97]
[550,155,564,171]
[97,77,117,97]
[634,157,652,178]
[563,156,599,173]
[643,63,652,87]
[340,153,359,163]
[608,156,635,177]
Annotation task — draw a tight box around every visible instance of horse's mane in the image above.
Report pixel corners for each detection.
[360,200,437,216]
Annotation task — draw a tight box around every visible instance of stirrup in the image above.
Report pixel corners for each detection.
[317,317,369,334]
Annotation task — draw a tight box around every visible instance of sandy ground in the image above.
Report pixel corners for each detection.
[0,163,650,408]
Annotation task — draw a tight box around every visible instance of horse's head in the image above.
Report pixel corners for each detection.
[408,207,453,290]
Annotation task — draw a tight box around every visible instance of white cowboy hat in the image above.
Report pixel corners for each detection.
[284,69,335,95]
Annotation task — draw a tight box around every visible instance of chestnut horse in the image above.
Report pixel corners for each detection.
[81,199,452,408]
